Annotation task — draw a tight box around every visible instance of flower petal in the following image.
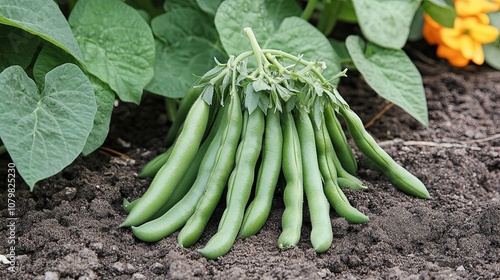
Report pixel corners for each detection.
[459,36,475,58]
[471,43,485,65]
[470,24,500,43]
[423,22,441,45]
[454,0,500,17]
[437,45,470,67]
[440,28,462,50]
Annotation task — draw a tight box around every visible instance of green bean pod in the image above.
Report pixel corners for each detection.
[339,106,430,199]
[239,109,282,238]
[327,139,367,191]
[131,106,229,242]
[130,107,226,219]
[337,178,367,191]
[138,147,173,178]
[164,86,202,146]
[177,92,243,247]
[295,111,333,253]
[199,109,265,259]
[278,112,303,249]
[315,119,369,224]
[149,108,226,220]
[325,105,357,175]
[122,199,137,214]
[120,97,210,227]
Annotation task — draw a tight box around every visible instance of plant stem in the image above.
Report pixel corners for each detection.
[68,0,77,10]
[0,145,6,155]
[301,0,318,21]
[231,38,342,86]
[265,53,288,74]
[317,0,344,36]
[262,49,328,83]
[243,27,265,74]
[164,98,177,122]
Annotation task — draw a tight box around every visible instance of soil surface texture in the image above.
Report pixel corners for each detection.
[1,59,499,280]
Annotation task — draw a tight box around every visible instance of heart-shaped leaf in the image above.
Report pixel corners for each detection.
[0,0,84,64]
[0,25,40,72]
[69,0,155,104]
[215,0,340,80]
[215,0,301,55]
[346,35,428,126]
[33,44,115,155]
[146,8,226,98]
[352,0,422,49]
[82,75,115,155]
[0,64,97,189]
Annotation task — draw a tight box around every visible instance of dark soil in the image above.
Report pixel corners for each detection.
[1,59,499,280]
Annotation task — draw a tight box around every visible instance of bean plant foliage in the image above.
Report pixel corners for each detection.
[0,0,500,258]
[1,0,498,254]
[0,0,478,189]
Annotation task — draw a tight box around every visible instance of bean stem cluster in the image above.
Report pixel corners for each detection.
[120,28,430,259]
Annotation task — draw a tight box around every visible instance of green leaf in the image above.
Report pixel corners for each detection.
[146,8,227,98]
[33,44,114,155]
[82,75,115,155]
[244,84,259,114]
[196,0,224,15]
[267,17,341,81]
[0,64,97,189]
[0,25,40,71]
[346,35,428,126]
[338,0,357,23]
[147,38,226,98]
[215,0,340,80]
[33,44,78,87]
[352,0,422,49]
[152,8,218,44]
[69,0,155,104]
[214,0,302,55]
[421,0,456,28]
[0,0,84,64]
[163,0,198,11]
[408,8,424,41]
[484,12,500,70]
[330,39,355,69]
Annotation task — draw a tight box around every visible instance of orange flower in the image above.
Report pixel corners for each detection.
[454,0,499,17]
[423,14,442,45]
[423,10,500,67]
[440,14,499,65]
[436,44,470,67]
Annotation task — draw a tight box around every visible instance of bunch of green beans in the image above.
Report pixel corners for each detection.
[120,28,430,259]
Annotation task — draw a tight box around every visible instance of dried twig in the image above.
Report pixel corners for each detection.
[378,133,500,151]
[364,103,395,129]
[99,146,131,159]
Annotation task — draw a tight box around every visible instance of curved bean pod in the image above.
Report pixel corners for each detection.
[148,108,226,220]
[177,92,243,247]
[325,105,357,175]
[327,140,367,191]
[129,108,226,218]
[131,106,229,242]
[339,106,430,199]
[295,110,333,253]
[278,112,303,249]
[122,199,137,214]
[314,119,369,224]
[199,109,265,259]
[239,109,282,238]
[120,97,210,227]
[164,86,202,146]
[138,147,172,178]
